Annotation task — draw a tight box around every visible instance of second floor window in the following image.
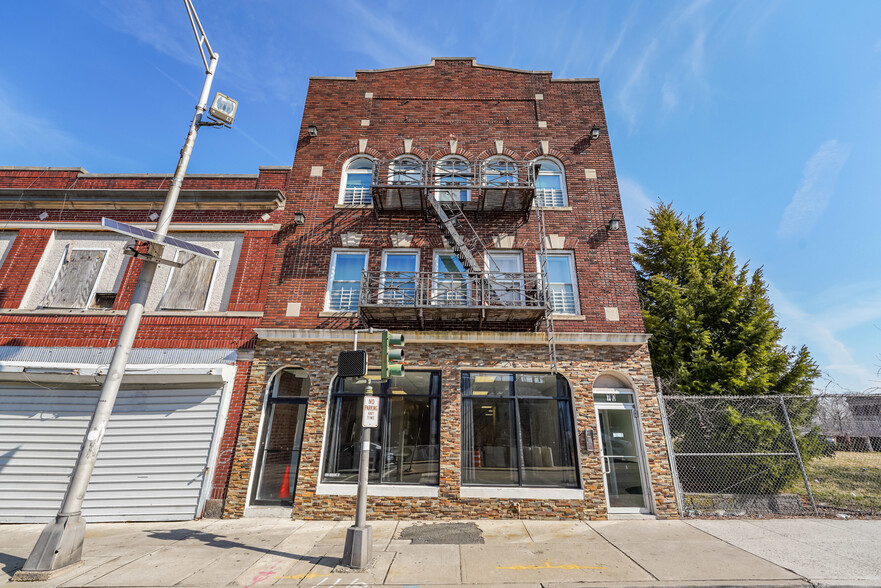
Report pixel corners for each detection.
[540,252,579,315]
[326,250,367,311]
[534,158,567,207]
[340,157,374,205]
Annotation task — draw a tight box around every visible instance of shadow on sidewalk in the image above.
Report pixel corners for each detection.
[1,552,26,577]
[146,530,325,565]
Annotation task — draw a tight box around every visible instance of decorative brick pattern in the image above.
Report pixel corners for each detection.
[222,338,678,521]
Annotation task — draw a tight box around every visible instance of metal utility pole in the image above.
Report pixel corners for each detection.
[16,1,227,578]
[342,383,377,569]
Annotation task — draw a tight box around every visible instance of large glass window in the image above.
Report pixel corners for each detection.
[340,157,374,205]
[534,158,567,207]
[434,156,471,201]
[326,250,367,311]
[41,247,107,309]
[323,371,441,485]
[462,372,579,488]
[539,252,579,314]
[251,368,310,506]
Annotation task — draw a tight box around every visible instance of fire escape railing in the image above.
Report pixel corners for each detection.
[359,271,548,311]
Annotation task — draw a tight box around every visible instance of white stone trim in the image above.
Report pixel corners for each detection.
[316,483,439,498]
[255,328,650,346]
[310,166,324,177]
[459,486,583,500]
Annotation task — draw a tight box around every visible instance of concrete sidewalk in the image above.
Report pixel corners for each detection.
[1,518,877,587]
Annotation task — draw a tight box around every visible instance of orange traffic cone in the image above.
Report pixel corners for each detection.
[278,465,291,499]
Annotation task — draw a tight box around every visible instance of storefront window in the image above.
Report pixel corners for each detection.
[323,371,440,485]
[461,372,579,487]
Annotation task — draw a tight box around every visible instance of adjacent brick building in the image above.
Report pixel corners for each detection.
[224,58,678,520]
[0,166,286,522]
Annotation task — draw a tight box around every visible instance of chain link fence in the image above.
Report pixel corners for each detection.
[658,392,881,518]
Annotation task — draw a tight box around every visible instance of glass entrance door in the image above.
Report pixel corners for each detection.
[596,403,649,512]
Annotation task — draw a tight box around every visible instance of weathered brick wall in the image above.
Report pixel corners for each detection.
[222,338,678,520]
[262,58,643,335]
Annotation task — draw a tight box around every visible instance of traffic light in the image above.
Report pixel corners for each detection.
[380,331,404,379]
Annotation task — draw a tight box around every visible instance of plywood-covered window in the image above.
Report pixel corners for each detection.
[159,250,219,311]
[41,247,107,309]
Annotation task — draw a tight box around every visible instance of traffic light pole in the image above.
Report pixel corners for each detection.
[342,383,374,569]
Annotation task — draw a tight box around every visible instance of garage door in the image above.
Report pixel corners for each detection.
[0,382,224,523]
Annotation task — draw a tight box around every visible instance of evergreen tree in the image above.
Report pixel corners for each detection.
[633,202,819,396]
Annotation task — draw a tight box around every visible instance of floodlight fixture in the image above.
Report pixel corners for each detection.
[293,212,306,225]
[591,127,601,140]
[308,124,318,137]
[608,216,621,231]
[208,92,237,126]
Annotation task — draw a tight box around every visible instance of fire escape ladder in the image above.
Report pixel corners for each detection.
[536,202,558,373]
[426,192,482,273]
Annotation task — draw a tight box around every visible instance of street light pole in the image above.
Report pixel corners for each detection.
[16,1,223,578]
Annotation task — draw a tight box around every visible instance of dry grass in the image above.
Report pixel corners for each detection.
[792,451,881,514]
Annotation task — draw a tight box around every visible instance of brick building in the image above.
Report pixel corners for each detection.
[224,58,678,520]
[0,166,286,522]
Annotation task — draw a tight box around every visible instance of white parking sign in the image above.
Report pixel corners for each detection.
[362,396,379,428]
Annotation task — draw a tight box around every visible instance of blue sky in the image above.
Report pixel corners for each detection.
[1,1,879,393]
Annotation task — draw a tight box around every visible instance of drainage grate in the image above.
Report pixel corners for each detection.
[398,522,485,544]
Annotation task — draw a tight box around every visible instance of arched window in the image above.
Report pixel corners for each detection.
[434,156,471,202]
[339,156,374,205]
[484,156,518,187]
[533,158,567,207]
[251,367,310,506]
[389,156,423,185]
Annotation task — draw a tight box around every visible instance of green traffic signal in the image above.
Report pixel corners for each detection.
[381,331,405,379]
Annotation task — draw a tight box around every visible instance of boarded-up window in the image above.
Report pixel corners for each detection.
[42,248,106,308]
[159,251,218,311]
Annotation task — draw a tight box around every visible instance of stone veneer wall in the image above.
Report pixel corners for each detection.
[223,338,678,520]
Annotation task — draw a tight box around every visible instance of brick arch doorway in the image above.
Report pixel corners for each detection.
[249,367,310,507]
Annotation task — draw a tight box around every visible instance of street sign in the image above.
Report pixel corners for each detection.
[102,218,219,260]
[362,396,379,428]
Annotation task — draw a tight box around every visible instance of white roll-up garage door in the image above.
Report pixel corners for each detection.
[0,381,224,523]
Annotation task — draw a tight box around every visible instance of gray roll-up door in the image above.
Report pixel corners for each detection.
[0,382,224,523]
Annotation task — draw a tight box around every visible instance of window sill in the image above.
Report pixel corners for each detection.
[533,206,572,211]
[334,204,373,209]
[460,486,584,500]
[318,310,357,318]
[316,483,439,498]
[551,314,585,321]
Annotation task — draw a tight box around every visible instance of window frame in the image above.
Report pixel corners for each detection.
[325,248,369,312]
[388,155,424,185]
[483,155,519,187]
[322,370,442,486]
[157,248,222,312]
[461,371,581,489]
[40,245,110,309]
[536,251,580,315]
[338,155,375,205]
[484,250,524,304]
[433,155,472,202]
[432,249,472,306]
[533,157,568,208]
[380,249,420,305]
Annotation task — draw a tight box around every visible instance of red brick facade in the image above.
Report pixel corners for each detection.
[0,165,287,507]
[224,59,678,521]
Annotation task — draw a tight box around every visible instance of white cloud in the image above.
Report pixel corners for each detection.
[337,0,438,66]
[618,176,655,235]
[769,282,880,392]
[777,139,851,238]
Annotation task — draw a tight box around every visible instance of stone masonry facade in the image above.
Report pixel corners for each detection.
[223,336,678,520]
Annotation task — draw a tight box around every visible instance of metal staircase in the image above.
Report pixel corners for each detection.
[426,191,484,273]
